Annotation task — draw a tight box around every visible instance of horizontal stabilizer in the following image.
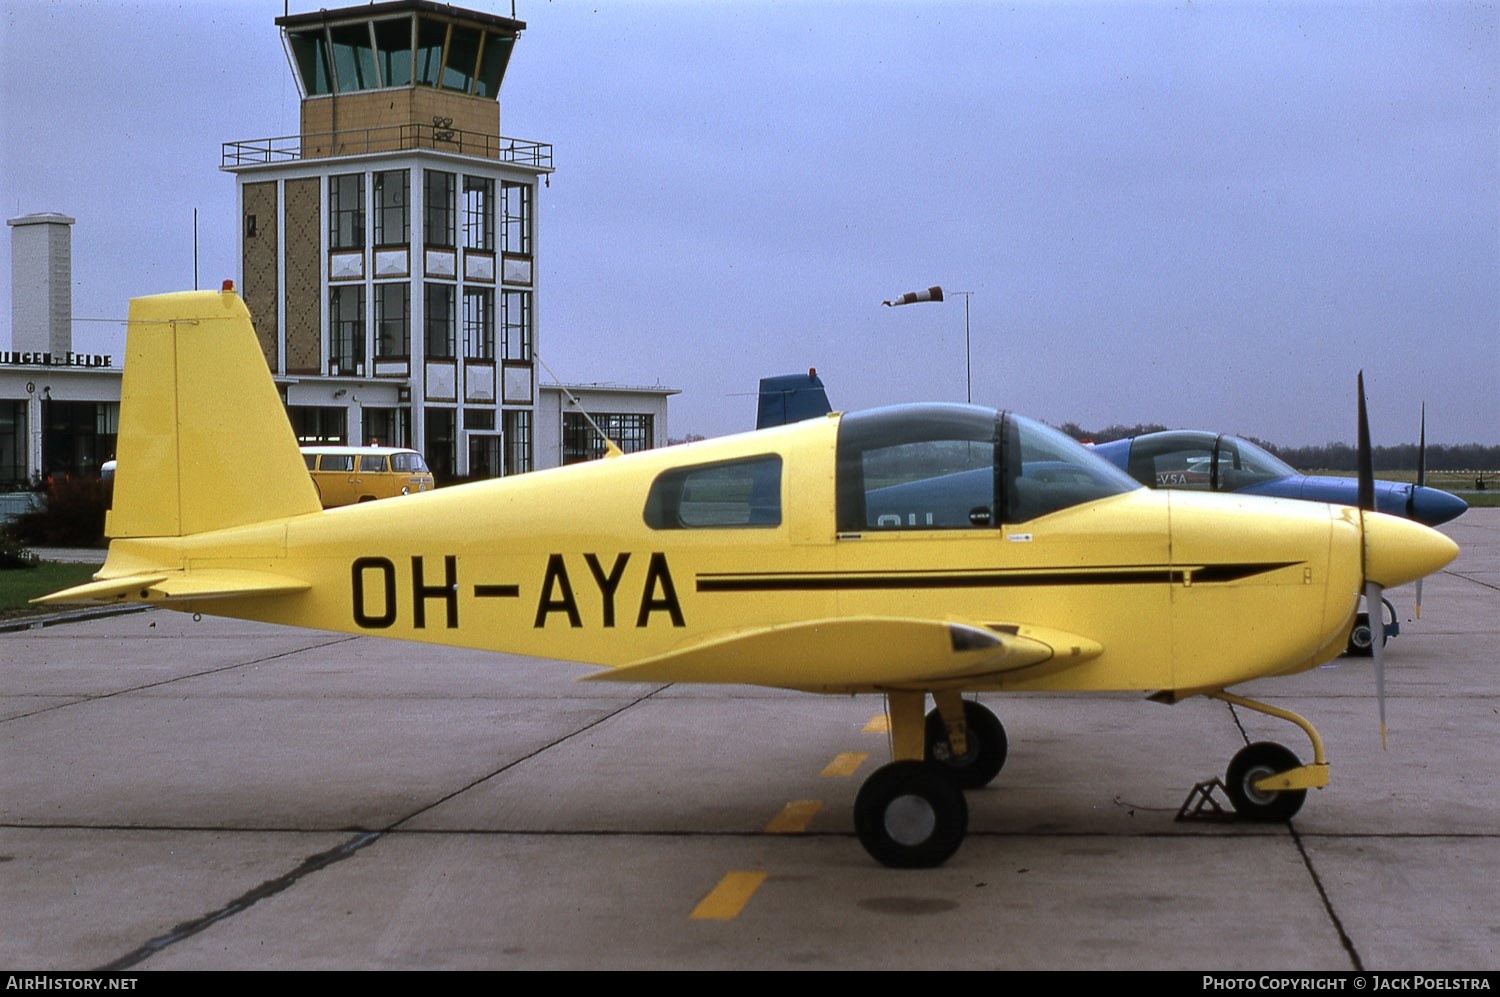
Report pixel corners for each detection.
[34,569,309,606]
[584,616,1101,692]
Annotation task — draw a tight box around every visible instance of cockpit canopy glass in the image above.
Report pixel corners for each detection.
[1126,430,1294,492]
[836,404,1139,531]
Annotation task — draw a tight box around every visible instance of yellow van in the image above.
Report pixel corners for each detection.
[301,446,435,508]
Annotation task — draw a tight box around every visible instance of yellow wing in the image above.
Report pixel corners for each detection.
[586,617,1103,692]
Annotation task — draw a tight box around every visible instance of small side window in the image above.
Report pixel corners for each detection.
[645,455,782,529]
[321,455,354,472]
[304,454,318,470]
[361,455,388,472]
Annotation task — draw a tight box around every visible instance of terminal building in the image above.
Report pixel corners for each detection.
[2,0,675,491]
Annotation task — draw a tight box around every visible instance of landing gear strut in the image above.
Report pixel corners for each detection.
[853,692,1005,867]
[1346,594,1398,657]
[1208,692,1329,821]
[924,699,1008,788]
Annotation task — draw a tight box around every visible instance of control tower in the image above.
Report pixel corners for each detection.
[222,0,553,479]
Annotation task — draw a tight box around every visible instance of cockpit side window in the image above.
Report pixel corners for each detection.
[836,405,999,531]
[836,405,1139,532]
[1126,431,1217,490]
[645,455,783,529]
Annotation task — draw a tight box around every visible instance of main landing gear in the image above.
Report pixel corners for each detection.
[854,692,1008,868]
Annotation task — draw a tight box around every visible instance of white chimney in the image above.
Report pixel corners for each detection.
[8,212,75,355]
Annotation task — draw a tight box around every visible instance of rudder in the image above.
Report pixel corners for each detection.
[107,286,321,538]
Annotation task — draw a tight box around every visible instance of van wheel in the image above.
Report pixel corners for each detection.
[358,495,375,503]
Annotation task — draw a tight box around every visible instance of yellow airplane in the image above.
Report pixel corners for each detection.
[41,287,1459,868]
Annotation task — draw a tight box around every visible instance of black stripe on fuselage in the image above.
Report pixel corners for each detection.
[695,562,1299,593]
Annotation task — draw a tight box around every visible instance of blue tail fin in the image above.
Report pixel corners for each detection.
[756,369,832,429]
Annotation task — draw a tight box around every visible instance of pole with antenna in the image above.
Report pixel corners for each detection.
[534,353,623,458]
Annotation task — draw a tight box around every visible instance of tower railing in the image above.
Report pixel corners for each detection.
[222,124,553,170]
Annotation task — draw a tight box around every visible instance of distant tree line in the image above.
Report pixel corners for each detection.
[1057,423,1500,471]
[1260,441,1500,473]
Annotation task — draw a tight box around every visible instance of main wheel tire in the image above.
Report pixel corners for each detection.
[1346,612,1375,657]
[1225,742,1307,821]
[924,700,1008,789]
[854,761,968,868]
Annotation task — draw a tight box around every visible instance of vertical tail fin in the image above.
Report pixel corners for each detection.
[107,286,321,538]
[756,369,832,430]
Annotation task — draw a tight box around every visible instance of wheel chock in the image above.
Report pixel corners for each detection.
[1176,778,1237,822]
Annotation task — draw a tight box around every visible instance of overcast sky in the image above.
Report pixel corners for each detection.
[2,0,1496,446]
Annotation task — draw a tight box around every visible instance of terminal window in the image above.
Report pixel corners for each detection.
[329,174,365,250]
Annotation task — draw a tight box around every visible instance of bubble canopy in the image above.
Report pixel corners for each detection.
[278,1,523,99]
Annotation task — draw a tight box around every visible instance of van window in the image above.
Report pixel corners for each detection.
[360,455,388,472]
[304,454,318,470]
[320,455,355,472]
[391,452,429,473]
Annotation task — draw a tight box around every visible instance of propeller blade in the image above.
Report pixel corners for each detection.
[1367,580,1388,749]
[1357,374,1386,748]
[1357,372,1374,515]
[1417,402,1427,489]
[1412,403,1426,616]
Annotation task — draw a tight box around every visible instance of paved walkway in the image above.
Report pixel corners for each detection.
[30,547,107,565]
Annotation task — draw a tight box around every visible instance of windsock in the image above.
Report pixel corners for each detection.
[882,286,944,307]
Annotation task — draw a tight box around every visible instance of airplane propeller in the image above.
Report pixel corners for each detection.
[1413,402,1427,618]
[1357,372,1388,749]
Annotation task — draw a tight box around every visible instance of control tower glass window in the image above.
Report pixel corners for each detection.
[443,26,481,93]
[425,283,456,359]
[329,22,378,91]
[375,283,410,358]
[284,14,518,98]
[474,34,515,98]
[463,176,493,251]
[424,171,456,248]
[464,288,494,360]
[416,18,447,88]
[373,171,409,247]
[288,28,334,96]
[503,409,533,475]
[501,290,531,361]
[501,182,531,256]
[329,174,365,250]
[329,285,366,374]
[373,17,413,87]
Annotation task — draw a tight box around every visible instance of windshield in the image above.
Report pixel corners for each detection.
[1215,436,1295,490]
[391,452,430,474]
[1001,414,1142,521]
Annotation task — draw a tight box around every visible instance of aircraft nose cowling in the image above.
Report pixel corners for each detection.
[1362,513,1460,588]
[1408,485,1469,526]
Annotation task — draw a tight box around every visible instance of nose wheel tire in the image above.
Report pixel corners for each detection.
[924,700,1008,789]
[854,761,968,868]
[1225,742,1306,821]
[1347,612,1375,656]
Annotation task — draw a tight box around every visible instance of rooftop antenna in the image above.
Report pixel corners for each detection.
[535,353,623,458]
